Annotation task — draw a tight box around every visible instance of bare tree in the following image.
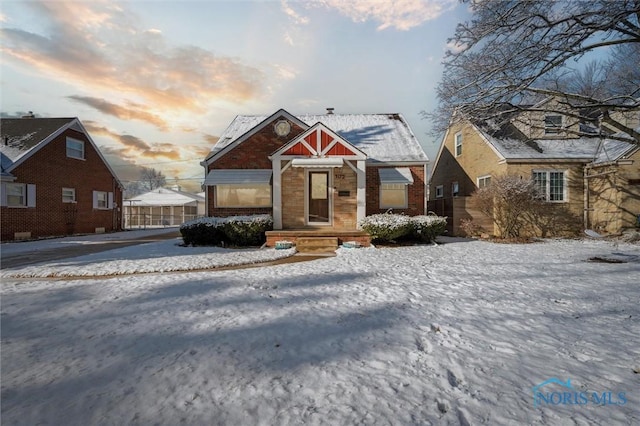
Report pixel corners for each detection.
[473,175,540,238]
[472,175,581,238]
[139,167,166,192]
[429,0,640,143]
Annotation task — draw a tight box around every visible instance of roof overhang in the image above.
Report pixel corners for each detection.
[291,158,344,168]
[204,109,309,166]
[204,169,272,186]
[378,167,414,184]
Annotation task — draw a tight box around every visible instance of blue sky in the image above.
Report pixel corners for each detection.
[1,0,469,191]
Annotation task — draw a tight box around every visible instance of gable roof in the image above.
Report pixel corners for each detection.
[125,187,205,207]
[204,109,308,163]
[0,117,123,187]
[474,118,638,163]
[1,118,76,171]
[205,111,428,164]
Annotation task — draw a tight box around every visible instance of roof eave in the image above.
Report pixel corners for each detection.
[205,109,309,166]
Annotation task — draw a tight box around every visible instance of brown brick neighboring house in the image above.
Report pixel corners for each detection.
[201,108,429,232]
[1,117,123,241]
[429,98,640,236]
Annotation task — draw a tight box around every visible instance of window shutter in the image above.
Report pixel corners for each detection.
[108,192,114,209]
[0,183,7,207]
[27,184,36,207]
[93,191,98,209]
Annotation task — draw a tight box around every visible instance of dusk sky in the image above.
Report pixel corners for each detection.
[1,0,469,191]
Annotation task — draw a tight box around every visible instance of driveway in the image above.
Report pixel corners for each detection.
[1,229,181,269]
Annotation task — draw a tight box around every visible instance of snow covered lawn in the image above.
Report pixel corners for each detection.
[0,236,296,278]
[1,238,639,425]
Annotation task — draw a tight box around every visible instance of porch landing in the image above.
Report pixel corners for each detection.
[265,229,371,250]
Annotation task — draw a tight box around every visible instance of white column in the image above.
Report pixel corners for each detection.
[356,160,366,228]
[272,158,283,229]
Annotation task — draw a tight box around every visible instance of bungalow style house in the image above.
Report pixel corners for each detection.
[201,108,429,245]
[429,98,640,236]
[0,117,123,241]
[123,186,205,229]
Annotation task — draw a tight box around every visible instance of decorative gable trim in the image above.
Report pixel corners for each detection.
[204,108,309,165]
[272,122,367,160]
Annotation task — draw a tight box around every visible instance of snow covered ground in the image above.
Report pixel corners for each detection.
[1,237,296,278]
[0,227,179,257]
[1,237,639,425]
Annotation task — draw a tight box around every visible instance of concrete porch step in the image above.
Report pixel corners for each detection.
[295,237,339,253]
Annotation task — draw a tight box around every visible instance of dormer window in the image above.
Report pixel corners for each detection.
[544,115,562,135]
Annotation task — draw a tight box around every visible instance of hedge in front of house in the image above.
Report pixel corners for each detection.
[410,215,448,243]
[359,213,414,242]
[358,213,447,243]
[180,215,273,246]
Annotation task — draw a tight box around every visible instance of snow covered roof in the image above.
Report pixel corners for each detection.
[475,121,638,163]
[0,117,123,187]
[125,187,205,207]
[0,118,76,171]
[208,112,428,163]
[593,139,638,164]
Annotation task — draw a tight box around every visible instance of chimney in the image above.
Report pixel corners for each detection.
[326,107,334,115]
[22,111,35,118]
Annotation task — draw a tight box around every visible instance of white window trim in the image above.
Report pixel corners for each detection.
[454,132,463,157]
[62,187,76,203]
[2,183,36,208]
[544,115,563,135]
[214,184,272,208]
[532,170,568,203]
[93,190,113,210]
[477,175,491,189]
[66,137,85,160]
[379,183,409,209]
[435,185,443,198]
[452,181,459,197]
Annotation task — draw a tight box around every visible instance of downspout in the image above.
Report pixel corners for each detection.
[113,178,117,231]
[200,160,209,217]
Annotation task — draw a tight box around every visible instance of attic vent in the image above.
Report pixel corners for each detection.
[326,107,334,115]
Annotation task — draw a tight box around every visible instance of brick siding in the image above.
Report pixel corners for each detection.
[1,128,123,241]
[366,165,426,216]
[207,117,306,217]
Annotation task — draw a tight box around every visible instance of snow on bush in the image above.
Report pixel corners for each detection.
[359,213,413,242]
[410,215,448,243]
[180,215,273,246]
[359,213,447,243]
